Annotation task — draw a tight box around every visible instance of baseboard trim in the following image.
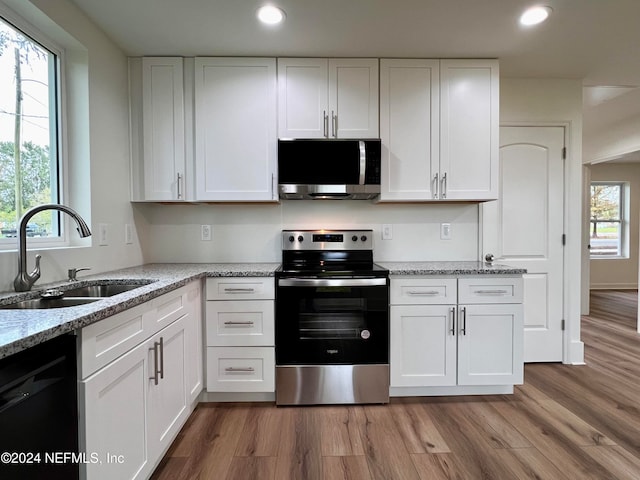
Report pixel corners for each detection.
[590,283,638,290]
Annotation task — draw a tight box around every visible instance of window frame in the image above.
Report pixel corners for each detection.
[0,5,71,250]
[589,181,628,259]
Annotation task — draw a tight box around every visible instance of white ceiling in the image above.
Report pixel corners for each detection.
[68,0,640,160]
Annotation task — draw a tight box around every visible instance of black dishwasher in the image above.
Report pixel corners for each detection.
[0,333,79,480]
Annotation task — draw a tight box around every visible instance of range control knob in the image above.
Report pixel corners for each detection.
[352,235,358,242]
[297,235,304,242]
[288,235,295,243]
[360,235,368,242]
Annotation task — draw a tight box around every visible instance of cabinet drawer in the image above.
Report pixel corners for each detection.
[206,277,274,300]
[79,301,151,379]
[206,347,275,392]
[458,277,523,304]
[391,278,457,305]
[206,300,274,346]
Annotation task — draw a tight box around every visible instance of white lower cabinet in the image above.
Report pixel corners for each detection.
[79,281,202,480]
[205,277,275,396]
[390,276,523,394]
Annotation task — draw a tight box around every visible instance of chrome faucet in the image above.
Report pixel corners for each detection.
[14,204,92,292]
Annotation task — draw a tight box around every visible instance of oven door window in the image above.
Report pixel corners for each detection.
[276,283,389,365]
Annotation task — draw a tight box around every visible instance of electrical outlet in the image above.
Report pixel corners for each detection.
[99,223,109,246]
[440,223,451,240]
[125,224,133,244]
[382,224,393,240]
[201,224,212,241]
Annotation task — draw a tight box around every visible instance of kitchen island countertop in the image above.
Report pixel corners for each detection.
[0,263,279,360]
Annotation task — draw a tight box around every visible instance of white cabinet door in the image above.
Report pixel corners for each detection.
[278,58,379,138]
[81,340,150,480]
[147,317,189,461]
[379,59,439,201]
[141,57,186,201]
[457,304,523,386]
[329,59,379,138]
[440,59,499,200]
[277,58,328,138]
[390,305,456,387]
[195,57,277,201]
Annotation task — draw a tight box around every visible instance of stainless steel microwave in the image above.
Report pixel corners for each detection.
[278,139,381,200]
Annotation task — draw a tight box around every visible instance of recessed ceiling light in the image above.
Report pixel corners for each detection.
[520,6,552,26]
[257,5,286,25]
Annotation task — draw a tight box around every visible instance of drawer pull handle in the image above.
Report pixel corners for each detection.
[223,321,255,326]
[407,290,440,296]
[223,288,256,293]
[473,289,509,295]
[225,367,255,373]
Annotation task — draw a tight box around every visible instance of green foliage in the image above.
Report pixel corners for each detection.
[0,141,51,229]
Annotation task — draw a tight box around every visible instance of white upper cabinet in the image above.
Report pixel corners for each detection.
[131,57,186,201]
[379,59,499,202]
[380,59,440,201]
[194,57,277,201]
[440,60,499,200]
[278,58,379,138]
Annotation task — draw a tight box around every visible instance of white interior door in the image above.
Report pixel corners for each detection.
[482,126,565,362]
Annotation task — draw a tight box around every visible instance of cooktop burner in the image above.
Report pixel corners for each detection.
[278,229,388,278]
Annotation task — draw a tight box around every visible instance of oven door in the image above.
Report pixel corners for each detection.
[275,277,389,365]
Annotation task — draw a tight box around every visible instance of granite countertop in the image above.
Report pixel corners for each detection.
[379,261,526,276]
[0,260,524,360]
[0,263,279,360]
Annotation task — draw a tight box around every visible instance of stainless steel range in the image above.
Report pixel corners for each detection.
[275,229,390,405]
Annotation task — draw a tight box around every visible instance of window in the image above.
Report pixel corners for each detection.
[590,182,627,258]
[0,15,61,244]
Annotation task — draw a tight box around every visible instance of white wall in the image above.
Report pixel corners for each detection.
[0,0,144,292]
[584,114,640,163]
[500,78,585,364]
[589,162,640,289]
[135,202,480,263]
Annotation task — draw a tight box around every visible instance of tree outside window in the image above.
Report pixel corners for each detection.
[590,182,625,257]
[0,17,60,241]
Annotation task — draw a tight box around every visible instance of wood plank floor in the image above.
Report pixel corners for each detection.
[151,290,640,480]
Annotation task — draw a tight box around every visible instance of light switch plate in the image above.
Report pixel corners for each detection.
[98,223,109,246]
[440,223,451,240]
[201,225,212,241]
[382,224,393,240]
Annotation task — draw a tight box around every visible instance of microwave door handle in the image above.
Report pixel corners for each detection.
[358,141,366,185]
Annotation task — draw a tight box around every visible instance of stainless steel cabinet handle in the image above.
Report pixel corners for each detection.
[434,173,439,199]
[177,173,183,199]
[149,341,160,385]
[474,290,509,295]
[450,307,456,335]
[223,321,255,326]
[323,110,328,137]
[331,110,337,137]
[223,287,256,293]
[441,172,447,199]
[460,307,467,335]
[225,367,255,373]
[159,336,164,380]
[407,290,440,296]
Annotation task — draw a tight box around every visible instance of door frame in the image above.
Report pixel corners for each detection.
[479,121,584,365]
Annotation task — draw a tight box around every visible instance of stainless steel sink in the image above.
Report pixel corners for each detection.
[0,280,154,309]
[1,297,100,309]
[62,283,147,297]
